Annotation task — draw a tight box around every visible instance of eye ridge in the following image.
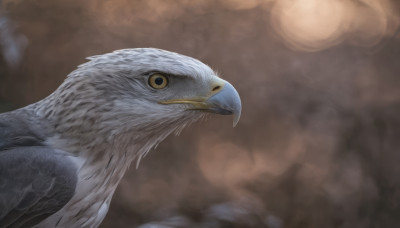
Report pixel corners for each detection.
[149,73,169,89]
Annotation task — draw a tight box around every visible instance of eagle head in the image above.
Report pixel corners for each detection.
[38,48,241,163]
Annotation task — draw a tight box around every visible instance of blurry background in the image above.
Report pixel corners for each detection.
[1,0,400,227]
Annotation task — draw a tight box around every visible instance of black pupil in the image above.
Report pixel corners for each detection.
[154,77,164,85]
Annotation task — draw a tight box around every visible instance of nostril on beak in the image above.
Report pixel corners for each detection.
[212,86,221,92]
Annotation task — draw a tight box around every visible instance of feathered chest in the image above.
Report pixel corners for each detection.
[34,146,133,228]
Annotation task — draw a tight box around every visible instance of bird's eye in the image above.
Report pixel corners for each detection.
[148,74,168,89]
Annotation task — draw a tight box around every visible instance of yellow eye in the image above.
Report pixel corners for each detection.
[148,74,168,89]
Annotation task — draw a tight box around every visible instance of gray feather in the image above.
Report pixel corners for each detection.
[0,111,78,228]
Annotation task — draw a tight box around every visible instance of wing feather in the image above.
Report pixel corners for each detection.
[0,112,78,228]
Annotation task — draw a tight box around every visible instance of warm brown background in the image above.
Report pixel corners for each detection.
[1,0,400,227]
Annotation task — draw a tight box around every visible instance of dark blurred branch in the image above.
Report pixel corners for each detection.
[0,3,27,69]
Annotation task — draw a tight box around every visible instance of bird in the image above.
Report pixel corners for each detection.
[0,48,241,228]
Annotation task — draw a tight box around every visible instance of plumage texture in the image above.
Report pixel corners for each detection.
[0,48,241,228]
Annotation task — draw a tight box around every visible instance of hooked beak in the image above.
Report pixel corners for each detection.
[159,78,242,127]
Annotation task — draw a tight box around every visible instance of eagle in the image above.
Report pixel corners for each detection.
[0,48,241,228]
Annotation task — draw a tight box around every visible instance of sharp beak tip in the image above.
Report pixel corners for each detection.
[233,117,239,127]
[232,102,241,128]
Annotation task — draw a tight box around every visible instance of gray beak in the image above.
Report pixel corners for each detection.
[206,82,242,127]
[159,79,242,127]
